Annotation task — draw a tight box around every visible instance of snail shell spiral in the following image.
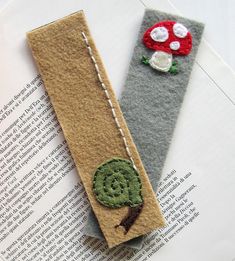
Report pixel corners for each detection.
[93,158,143,208]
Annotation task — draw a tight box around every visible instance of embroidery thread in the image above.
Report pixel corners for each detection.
[142,21,192,73]
[93,158,144,234]
[82,32,144,233]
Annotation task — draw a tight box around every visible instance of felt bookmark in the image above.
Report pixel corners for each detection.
[84,9,204,249]
[26,11,165,248]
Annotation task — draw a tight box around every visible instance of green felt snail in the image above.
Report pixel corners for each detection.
[93,158,144,233]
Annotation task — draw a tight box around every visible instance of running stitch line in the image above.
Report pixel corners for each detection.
[81,32,137,171]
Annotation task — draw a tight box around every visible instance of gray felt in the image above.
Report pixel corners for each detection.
[84,9,204,249]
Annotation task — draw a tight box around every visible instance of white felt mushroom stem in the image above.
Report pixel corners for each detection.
[149,51,173,72]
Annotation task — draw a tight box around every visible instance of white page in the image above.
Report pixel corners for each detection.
[0,0,235,261]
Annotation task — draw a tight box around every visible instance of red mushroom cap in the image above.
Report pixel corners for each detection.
[143,20,192,55]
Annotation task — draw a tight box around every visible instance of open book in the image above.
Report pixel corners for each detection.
[0,0,235,260]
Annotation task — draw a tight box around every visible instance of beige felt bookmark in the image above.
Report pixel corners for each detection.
[27,11,165,248]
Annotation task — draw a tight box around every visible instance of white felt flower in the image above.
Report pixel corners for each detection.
[149,51,173,72]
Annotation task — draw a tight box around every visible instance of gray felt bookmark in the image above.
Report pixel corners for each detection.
[84,9,204,249]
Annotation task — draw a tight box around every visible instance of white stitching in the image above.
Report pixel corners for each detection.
[119,128,124,137]
[115,118,121,129]
[97,73,103,83]
[107,99,113,108]
[81,32,138,171]
[111,108,116,118]
[104,90,110,99]
[101,83,106,90]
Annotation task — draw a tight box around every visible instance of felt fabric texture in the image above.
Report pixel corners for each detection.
[26,11,165,248]
[93,158,143,208]
[143,20,192,55]
[84,9,204,249]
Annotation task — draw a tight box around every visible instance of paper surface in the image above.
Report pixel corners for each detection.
[0,0,235,260]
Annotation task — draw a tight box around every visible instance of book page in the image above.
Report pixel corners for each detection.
[0,0,235,260]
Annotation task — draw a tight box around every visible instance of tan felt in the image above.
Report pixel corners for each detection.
[27,11,165,248]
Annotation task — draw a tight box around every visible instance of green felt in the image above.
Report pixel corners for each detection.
[93,158,143,208]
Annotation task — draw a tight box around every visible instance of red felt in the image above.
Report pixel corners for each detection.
[143,20,192,55]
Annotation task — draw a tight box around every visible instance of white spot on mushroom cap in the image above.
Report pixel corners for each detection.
[173,23,188,38]
[150,26,169,42]
[170,41,180,50]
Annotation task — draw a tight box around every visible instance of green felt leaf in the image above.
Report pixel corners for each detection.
[93,158,143,208]
[141,55,150,65]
